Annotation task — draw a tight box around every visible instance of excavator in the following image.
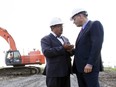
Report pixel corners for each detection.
[0,27,45,75]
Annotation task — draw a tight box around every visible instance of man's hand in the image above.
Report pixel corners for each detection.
[63,44,74,51]
[84,64,93,73]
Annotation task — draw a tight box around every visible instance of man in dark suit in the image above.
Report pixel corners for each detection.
[41,17,74,87]
[70,8,104,87]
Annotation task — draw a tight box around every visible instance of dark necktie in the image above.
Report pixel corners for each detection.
[56,36,64,44]
[78,28,84,37]
[80,28,84,32]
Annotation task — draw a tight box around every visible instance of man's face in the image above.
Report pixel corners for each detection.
[73,14,83,27]
[53,24,63,37]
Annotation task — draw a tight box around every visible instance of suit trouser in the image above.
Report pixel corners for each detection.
[46,75,70,87]
[75,71,100,87]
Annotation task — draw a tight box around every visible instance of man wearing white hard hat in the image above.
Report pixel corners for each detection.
[41,17,74,87]
[71,8,104,87]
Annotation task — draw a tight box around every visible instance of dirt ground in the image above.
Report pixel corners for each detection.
[0,71,115,87]
[99,70,116,87]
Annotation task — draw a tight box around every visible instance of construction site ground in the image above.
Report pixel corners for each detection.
[0,69,115,87]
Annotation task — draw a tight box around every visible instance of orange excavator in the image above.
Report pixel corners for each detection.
[0,27,45,75]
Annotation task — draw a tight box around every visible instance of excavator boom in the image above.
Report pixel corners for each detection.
[0,27,17,50]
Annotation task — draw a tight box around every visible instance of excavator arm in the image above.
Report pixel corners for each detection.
[0,27,17,50]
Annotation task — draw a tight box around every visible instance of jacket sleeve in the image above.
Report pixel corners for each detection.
[87,21,104,65]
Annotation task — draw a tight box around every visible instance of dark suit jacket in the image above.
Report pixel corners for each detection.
[41,33,72,77]
[73,20,104,73]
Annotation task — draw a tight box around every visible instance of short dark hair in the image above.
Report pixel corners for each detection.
[79,11,88,16]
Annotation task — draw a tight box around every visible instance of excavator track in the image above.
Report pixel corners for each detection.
[0,66,41,76]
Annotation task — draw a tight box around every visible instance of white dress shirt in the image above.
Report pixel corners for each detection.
[51,32,64,45]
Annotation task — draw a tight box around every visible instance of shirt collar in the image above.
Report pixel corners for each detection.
[51,31,62,38]
[82,20,89,29]
[51,31,57,37]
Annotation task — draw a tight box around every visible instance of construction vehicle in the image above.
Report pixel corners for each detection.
[0,27,45,75]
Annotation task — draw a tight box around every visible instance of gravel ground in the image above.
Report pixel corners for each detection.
[0,71,115,87]
[99,71,116,87]
[0,75,78,87]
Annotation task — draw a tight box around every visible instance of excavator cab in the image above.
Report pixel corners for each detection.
[5,50,22,66]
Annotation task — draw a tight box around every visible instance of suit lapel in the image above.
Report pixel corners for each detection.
[49,33,63,45]
[76,21,92,44]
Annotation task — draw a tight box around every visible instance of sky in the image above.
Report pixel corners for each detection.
[0,0,116,67]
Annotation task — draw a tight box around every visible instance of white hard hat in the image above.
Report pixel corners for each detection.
[50,17,63,27]
[70,8,87,20]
